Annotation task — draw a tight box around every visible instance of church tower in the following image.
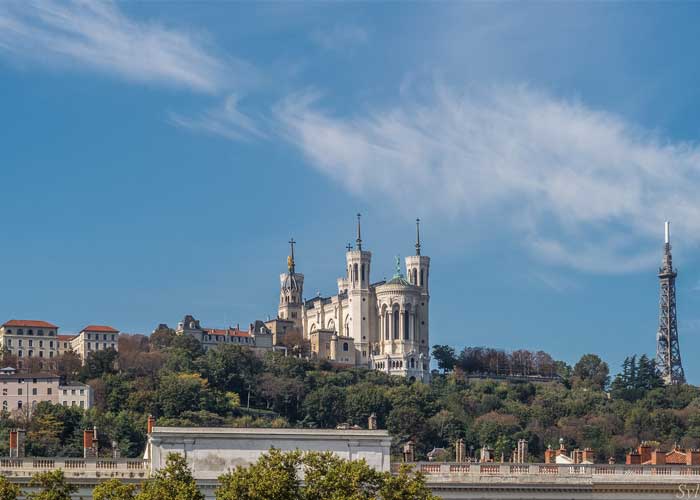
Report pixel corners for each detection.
[405,218,430,359]
[279,238,304,330]
[345,214,372,357]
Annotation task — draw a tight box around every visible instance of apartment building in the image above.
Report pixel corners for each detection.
[0,367,92,413]
[0,320,60,363]
[70,325,119,362]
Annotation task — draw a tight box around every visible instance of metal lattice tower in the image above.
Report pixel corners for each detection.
[656,221,686,385]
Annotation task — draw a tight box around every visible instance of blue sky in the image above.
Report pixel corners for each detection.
[2,2,700,382]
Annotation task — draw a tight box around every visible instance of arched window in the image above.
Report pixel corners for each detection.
[420,269,424,286]
[343,342,349,352]
[393,310,399,340]
[411,358,415,368]
[404,310,409,340]
[412,269,417,284]
[353,263,358,283]
[361,264,365,283]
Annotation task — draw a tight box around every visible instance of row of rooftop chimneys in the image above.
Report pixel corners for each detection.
[8,415,158,459]
[402,439,531,464]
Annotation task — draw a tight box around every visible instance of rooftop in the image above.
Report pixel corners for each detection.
[81,325,119,333]
[2,320,58,329]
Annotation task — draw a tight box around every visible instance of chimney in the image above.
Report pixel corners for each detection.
[582,448,595,464]
[573,449,582,464]
[9,429,25,458]
[83,427,98,459]
[687,449,700,466]
[368,413,377,430]
[147,415,156,434]
[403,441,415,463]
[639,442,652,464]
[651,450,666,465]
[544,445,555,464]
[626,451,641,465]
[455,439,466,463]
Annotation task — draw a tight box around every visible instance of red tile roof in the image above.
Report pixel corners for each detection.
[3,320,58,328]
[204,328,251,338]
[57,335,76,342]
[81,325,119,333]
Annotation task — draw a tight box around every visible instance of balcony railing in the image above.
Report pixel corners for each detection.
[0,458,150,479]
[394,462,700,482]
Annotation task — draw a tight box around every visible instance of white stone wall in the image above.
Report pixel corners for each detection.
[147,427,392,480]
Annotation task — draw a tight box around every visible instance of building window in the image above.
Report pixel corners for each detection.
[80,389,84,395]
[17,389,22,396]
[49,341,53,348]
[38,329,44,336]
[1,389,5,396]
[87,343,91,350]
[18,350,22,358]
[32,388,37,396]
[80,401,84,408]
[27,330,33,335]
[5,329,10,334]
[17,401,22,409]
[28,350,33,357]
[18,339,22,347]
[343,342,349,352]
[17,329,22,335]
[47,388,52,395]
[62,401,67,406]
[2,401,6,410]
[28,340,33,347]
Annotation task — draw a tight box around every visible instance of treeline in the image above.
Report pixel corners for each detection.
[432,345,563,378]
[1,330,699,464]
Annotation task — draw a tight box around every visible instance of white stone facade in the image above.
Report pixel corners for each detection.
[70,325,119,364]
[146,427,391,480]
[278,221,431,381]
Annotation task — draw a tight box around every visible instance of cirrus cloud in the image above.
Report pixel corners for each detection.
[275,84,700,273]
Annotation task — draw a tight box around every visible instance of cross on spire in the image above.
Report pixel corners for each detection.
[346,242,353,252]
[415,218,421,256]
[356,213,362,251]
[288,238,296,273]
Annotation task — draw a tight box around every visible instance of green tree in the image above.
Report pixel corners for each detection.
[572,354,609,390]
[81,348,119,380]
[302,386,347,427]
[157,373,209,417]
[137,453,203,500]
[302,451,382,500]
[216,448,301,500]
[27,470,77,500]
[0,476,20,500]
[93,479,137,500]
[431,345,456,373]
[379,464,439,500]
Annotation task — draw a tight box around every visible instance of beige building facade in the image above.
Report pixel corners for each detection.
[70,325,119,363]
[0,368,92,413]
[0,320,60,366]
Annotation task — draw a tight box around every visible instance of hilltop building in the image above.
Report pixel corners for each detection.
[70,325,120,364]
[274,215,431,381]
[174,315,277,355]
[0,320,60,364]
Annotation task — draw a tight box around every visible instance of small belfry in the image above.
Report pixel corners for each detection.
[656,221,685,385]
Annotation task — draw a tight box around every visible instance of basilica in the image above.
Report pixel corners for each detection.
[273,215,431,382]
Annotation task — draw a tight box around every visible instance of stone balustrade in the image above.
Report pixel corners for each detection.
[0,458,150,480]
[395,462,700,483]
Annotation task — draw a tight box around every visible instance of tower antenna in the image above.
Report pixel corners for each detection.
[415,218,421,256]
[656,220,686,385]
[356,213,362,251]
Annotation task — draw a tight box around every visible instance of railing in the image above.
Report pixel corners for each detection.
[0,458,150,479]
[393,462,700,482]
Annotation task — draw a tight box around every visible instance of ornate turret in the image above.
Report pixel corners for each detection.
[279,238,304,329]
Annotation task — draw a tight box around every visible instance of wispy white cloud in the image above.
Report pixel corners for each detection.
[168,95,267,141]
[310,24,368,52]
[0,1,233,93]
[275,84,700,273]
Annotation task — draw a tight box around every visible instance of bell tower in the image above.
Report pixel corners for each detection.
[405,218,430,360]
[345,214,371,358]
[279,238,304,330]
